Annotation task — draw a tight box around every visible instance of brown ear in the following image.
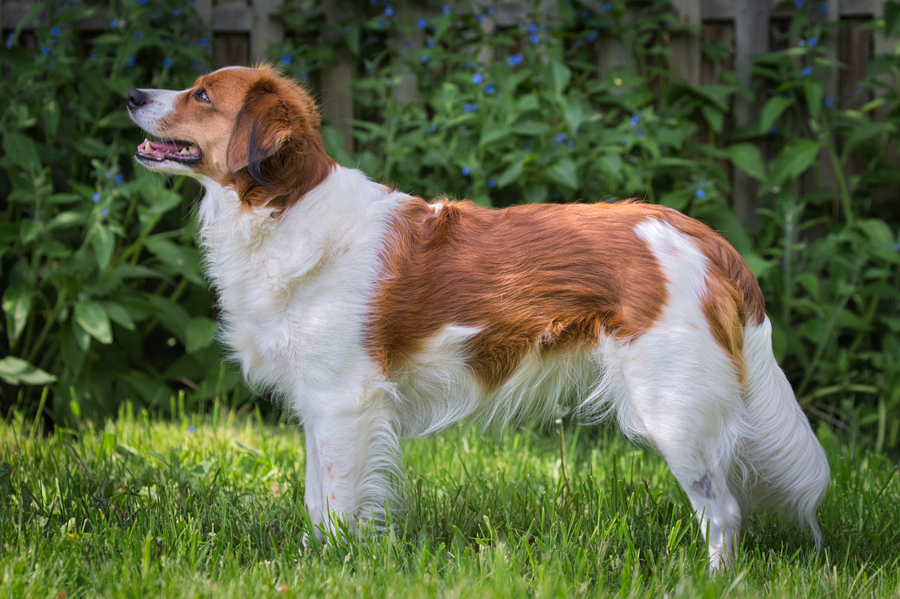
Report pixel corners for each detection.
[226,78,294,187]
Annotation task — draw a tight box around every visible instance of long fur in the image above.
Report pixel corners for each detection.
[127,66,831,568]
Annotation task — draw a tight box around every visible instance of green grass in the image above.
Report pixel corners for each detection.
[1,404,898,598]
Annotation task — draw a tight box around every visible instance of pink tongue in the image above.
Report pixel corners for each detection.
[149,140,181,153]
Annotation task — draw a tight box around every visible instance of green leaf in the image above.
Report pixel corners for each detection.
[2,132,41,174]
[886,0,900,38]
[524,185,548,204]
[91,226,115,271]
[762,139,820,193]
[0,357,56,386]
[760,96,793,134]
[74,302,113,345]
[144,237,204,285]
[479,124,510,148]
[726,143,766,181]
[804,78,823,121]
[3,285,33,346]
[496,156,528,188]
[100,301,136,331]
[547,158,579,190]
[560,97,586,134]
[548,60,571,96]
[701,105,723,133]
[186,317,218,354]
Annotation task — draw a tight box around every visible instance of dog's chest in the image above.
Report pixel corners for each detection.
[196,181,389,398]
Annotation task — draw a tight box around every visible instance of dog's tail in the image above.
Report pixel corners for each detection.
[734,316,831,547]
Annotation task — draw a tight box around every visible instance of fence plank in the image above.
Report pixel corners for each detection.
[670,0,702,85]
[732,0,769,229]
[251,0,283,65]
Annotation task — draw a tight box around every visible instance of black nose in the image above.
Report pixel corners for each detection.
[127,89,149,109]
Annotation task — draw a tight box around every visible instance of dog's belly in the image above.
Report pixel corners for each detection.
[390,324,610,437]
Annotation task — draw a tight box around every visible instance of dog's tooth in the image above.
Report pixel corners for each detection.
[178,147,190,155]
[189,144,199,154]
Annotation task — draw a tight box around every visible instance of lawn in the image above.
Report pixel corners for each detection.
[1,404,898,598]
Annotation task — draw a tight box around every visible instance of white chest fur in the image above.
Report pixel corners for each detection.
[195,168,400,419]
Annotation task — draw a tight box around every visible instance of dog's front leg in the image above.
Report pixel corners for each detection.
[301,390,401,543]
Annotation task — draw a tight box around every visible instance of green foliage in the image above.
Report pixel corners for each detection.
[2,0,900,450]
[0,1,251,422]
[1,411,899,597]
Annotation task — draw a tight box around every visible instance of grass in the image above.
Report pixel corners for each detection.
[1,403,898,598]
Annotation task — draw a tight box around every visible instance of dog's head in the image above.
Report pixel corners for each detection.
[127,65,333,209]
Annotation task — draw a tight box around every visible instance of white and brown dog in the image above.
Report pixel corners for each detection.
[127,65,829,566]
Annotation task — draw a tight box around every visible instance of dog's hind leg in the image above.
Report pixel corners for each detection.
[609,331,745,569]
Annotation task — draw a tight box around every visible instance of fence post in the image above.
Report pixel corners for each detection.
[733,0,769,229]
[251,0,283,65]
[669,0,701,85]
[319,0,355,155]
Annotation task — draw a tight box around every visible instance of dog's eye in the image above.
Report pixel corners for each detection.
[194,89,210,103]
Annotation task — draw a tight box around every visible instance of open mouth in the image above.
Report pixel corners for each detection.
[135,139,202,164]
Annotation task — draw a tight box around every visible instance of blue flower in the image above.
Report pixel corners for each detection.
[51,27,60,37]
[426,39,436,48]
[587,32,597,42]
[42,46,50,55]
[110,19,117,28]
[443,5,450,14]
[282,54,292,64]
[427,125,438,134]
[801,66,812,76]
[581,11,589,18]
[798,40,805,48]
[556,133,566,142]
[92,192,100,203]
[464,103,478,113]
[508,53,523,66]
[472,73,483,84]
[529,24,538,33]
[462,166,470,175]
[630,114,639,126]
[71,1,78,6]
[139,0,147,4]
[809,36,817,47]
[485,83,496,95]
[795,0,803,6]
[567,139,573,147]
[417,18,427,29]
[384,7,393,16]
[486,6,493,14]
[824,96,834,108]
[421,55,430,64]
[488,178,497,188]
[172,8,180,15]
[300,71,308,79]
[128,56,135,67]
[695,189,706,199]
[768,126,782,135]
[134,31,143,40]
[603,2,612,11]
[187,425,196,433]
[163,57,172,68]
[114,174,124,185]
[530,33,539,44]
[200,37,209,47]
[477,13,484,21]
[5,34,12,49]
[819,2,828,14]
[460,126,468,132]
[403,41,413,50]
[90,53,97,60]
[636,129,644,137]
[101,208,109,216]
[621,137,629,145]
[894,242,900,251]
[523,145,530,152]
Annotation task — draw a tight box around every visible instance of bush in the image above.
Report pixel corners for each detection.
[3,0,899,449]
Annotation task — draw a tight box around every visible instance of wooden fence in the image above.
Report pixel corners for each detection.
[1,0,893,220]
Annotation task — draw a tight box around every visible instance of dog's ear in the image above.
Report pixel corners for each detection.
[226,78,295,186]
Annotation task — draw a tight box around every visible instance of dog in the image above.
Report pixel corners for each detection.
[127,65,830,567]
